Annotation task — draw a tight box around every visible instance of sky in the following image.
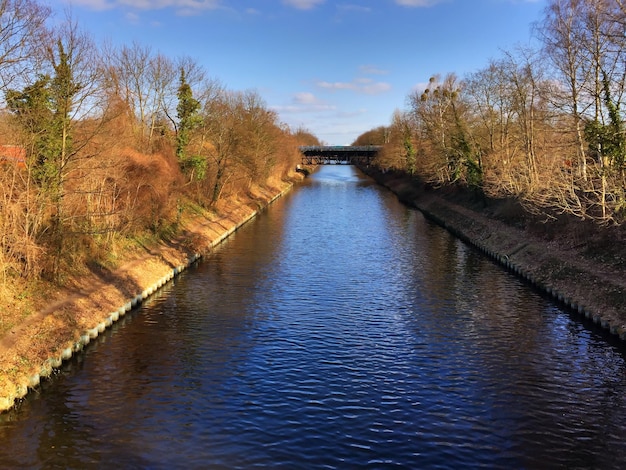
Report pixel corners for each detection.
[59,0,547,145]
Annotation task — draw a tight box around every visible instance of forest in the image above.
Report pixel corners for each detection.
[3,0,626,313]
[0,0,320,301]
[356,0,626,230]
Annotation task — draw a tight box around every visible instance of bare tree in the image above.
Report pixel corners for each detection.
[104,42,178,151]
[407,73,478,184]
[4,12,120,275]
[0,0,50,90]
[376,110,417,173]
[540,0,593,180]
[0,1,51,280]
[537,0,626,223]
[237,90,280,182]
[463,60,516,182]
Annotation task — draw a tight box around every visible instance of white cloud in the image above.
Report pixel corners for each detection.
[316,77,391,95]
[125,11,141,23]
[410,81,430,94]
[336,108,368,118]
[359,65,389,75]
[316,81,354,91]
[68,0,222,13]
[337,4,371,13]
[395,0,445,6]
[124,0,220,8]
[293,92,318,104]
[272,91,336,114]
[67,0,114,10]
[282,0,325,10]
[272,103,336,114]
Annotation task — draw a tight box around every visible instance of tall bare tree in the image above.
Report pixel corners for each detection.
[543,0,597,181]
[0,0,50,91]
[104,42,177,151]
[237,90,279,181]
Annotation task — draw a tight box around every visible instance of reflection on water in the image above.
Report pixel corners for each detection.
[1,165,626,469]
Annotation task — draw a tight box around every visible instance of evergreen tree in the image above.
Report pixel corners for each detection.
[5,75,54,182]
[5,40,82,277]
[176,68,200,160]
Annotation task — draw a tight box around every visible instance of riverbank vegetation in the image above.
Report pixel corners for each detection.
[355,0,626,231]
[0,1,319,323]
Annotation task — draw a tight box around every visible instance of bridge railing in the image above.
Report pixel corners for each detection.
[298,145,381,165]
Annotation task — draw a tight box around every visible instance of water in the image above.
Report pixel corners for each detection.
[2,165,626,469]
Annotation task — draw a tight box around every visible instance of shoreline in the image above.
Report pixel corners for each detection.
[360,165,626,342]
[0,179,298,413]
[3,164,625,413]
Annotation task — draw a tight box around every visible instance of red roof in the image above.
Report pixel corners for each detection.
[0,145,26,168]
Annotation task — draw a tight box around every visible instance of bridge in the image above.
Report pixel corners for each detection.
[299,145,381,165]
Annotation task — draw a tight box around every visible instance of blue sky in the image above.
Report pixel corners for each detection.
[60,0,546,145]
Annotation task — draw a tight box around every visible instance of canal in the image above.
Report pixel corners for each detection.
[1,165,626,468]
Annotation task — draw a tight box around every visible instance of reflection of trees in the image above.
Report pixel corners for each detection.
[406,221,626,465]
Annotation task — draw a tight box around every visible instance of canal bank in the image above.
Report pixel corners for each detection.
[3,164,626,468]
[0,177,300,413]
[361,166,626,341]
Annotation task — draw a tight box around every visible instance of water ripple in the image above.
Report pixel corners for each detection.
[1,166,626,469]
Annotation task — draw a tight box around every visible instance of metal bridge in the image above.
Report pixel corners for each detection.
[299,146,381,165]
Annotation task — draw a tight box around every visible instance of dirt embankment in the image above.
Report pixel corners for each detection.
[0,178,300,413]
[362,166,626,340]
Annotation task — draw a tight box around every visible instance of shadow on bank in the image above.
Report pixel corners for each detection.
[358,164,626,343]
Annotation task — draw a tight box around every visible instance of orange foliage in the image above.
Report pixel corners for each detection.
[117,147,184,232]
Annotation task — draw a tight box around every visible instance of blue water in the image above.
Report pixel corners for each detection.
[1,165,626,469]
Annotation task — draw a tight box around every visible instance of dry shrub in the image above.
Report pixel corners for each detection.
[58,106,183,267]
[277,134,304,178]
[0,160,45,281]
[120,147,183,234]
[0,120,44,280]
